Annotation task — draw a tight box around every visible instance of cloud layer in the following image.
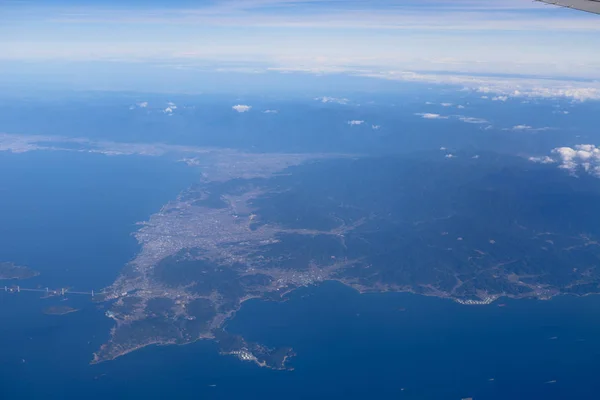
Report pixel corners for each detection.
[361,70,600,101]
[3,0,600,94]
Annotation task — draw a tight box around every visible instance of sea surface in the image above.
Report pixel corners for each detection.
[1,150,600,400]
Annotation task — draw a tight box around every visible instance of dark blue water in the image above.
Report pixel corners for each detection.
[1,151,600,400]
[0,150,197,289]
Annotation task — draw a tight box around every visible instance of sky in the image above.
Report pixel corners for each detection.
[1,0,600,96]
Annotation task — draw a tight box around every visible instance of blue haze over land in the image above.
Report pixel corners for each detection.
[1,89,598,154]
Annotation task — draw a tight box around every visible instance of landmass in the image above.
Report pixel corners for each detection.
[0,262,39,280]
[91,150,600,368]
[214,329,295,370]
[43,305,80,316]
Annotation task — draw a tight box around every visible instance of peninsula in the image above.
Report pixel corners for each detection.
[93,151,600,369]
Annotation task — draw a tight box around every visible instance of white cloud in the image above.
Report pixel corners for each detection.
[530,144,600,176]
[416,112,488,125]
[554,145,600,175]
[371,124,381,130]
[232,104,252,112]
[507,125,553,132]
[445,154,455,158]
[347,120,365,126]
[315,96,348,105]
[477,84,600,102]
[440,146,447,151]
[162,101,177,114]
[512,124,533,130]
[472,155,480,159]
[415,113,448,119]
[130,101,149,110]
[457,116,488,124]
[424,101,462,108]
[358,70,600,102]
[263,109,278,113]
[529,156,556,164]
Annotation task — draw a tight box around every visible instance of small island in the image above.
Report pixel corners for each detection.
[0,262,39,280]
[43,305,80,316]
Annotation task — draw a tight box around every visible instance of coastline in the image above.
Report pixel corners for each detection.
[90,277,600,367]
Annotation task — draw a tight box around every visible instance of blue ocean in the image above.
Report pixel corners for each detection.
[1,150,599,400]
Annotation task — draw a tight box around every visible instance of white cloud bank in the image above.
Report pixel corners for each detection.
[6,1,600,100]
[357,71,600,102]
[530,144,600,176]
[263,109,278,114]
[232,104,251,112]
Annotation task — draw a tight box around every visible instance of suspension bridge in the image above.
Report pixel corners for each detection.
[1,285,105,298]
